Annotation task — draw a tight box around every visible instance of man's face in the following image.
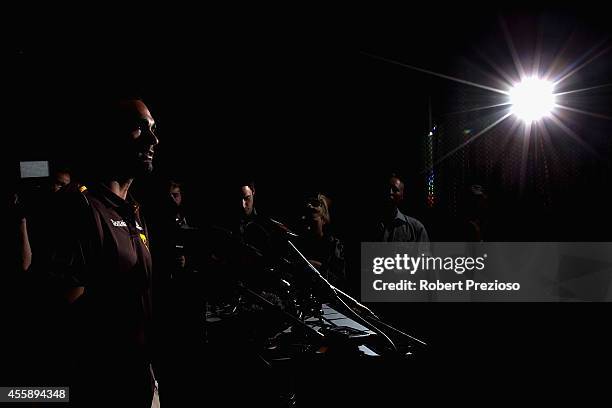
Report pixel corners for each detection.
[52,172,71,193]
[113,99,159,177]
[170,187,182,207]
[388,177,404,207]
[240,185,255,216]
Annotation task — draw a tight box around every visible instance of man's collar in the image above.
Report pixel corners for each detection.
[394,209,407,222]
[240,208,258,224]
[383,208,407,225]
[89,183,138,212]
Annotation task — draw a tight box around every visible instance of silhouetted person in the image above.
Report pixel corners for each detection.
[462,184,489,242]
[376,173,429,243]
[146,178,202,407]
[164,180,193,273]
[235,180,270,251]
[3,186,34,385]
[299,192,346,288]
[168,180,189,228]
[33,96,160,407]
[50,167,72,193]
[12,191,32,272]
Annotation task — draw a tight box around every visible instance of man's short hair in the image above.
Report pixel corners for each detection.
[51,166,72,176]
[389,172,405,189]
[104,95,145,126]
[82,93,147,141]
[168,179,183,191]
[237,178,256,193]
[76,93,150,181]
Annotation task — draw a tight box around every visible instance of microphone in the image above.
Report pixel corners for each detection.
[267,217,300,238]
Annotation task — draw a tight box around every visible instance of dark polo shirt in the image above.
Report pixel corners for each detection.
[39,183,154,406]
[79,184,153,349]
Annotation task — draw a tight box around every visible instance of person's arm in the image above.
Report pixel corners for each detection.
[315,237,346,287]
[415,221,431,256]
[18,217,32,272]
[417,222,430,243]
[328,238,346,284]
[31,193,92,304]
[65,286,85,304]
[307,260,323,269]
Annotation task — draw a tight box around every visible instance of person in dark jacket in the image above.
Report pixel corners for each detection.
[33,96,160,407]
[299,192,346,288]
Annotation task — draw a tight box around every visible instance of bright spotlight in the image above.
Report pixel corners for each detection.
[509,77,556,123]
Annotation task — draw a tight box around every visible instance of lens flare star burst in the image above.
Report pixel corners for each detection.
[509,77,556,123]
[363,17,611,175]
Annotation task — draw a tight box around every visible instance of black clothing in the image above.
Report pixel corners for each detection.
[299,234,346,288]
[35,183,155,407]
[236,209,271,254]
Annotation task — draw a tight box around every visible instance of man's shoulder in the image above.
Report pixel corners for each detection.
[53,190,92,214]
[246,214,272,234]
[40,191,98,238]
[397,211,426,229]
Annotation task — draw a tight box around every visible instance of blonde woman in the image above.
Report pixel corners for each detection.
[300,192,346,287]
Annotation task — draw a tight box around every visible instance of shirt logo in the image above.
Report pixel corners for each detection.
[139,233,149,249]
[111,219,128,228]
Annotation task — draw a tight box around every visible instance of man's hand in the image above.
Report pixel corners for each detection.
[65,286,85,303]
[177,254,186,269]
[308,260,323,269]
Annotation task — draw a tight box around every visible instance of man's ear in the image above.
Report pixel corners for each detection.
[251,187,256,198]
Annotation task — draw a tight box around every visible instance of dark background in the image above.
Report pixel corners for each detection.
[7,4,612,404]
[10,5,612,239]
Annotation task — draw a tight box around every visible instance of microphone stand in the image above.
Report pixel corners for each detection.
[236,282,324,342]
[267,218,427,352]
[285,239,401,354]
[285,240,378,319]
